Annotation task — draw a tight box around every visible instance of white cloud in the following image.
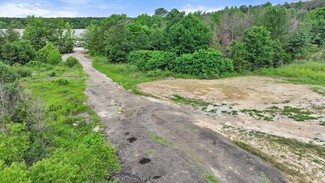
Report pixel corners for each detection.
[0,2,77,17]
[181,3,223,14]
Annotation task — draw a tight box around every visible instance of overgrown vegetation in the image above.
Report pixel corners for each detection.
[0,61,120,182]
[83,1,324,80]
[256,61,325,86]
[92,56,195,92]
[0,28,120,181]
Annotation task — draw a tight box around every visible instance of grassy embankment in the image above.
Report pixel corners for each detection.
[3,61,120,182]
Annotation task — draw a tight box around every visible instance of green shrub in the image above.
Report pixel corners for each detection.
[15,67,32,78]
[1,40,36,65]
[65,56,81,68]
[242,26,274,70]
[37,42,62,65]
[47,49,62,65]
[128,50,177,71]
[54,78,69,85]
[174,49,233,78]
[0,62,17,83]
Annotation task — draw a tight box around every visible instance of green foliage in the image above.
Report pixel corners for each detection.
[0,123,29,165]
[230,41,250,72]
[257,61,325,86]
[29,136,119,182]
[0,62,17,83]
[174,49,233,78]
[128,50,177,71]
[0,162,31,183]
[305,7,325,46]
[15,67,32,78]
[0,62,120,181]
[47,49,62,65]
[242,26,274,70]
[23,16,74,53]
[286,24,311,57]
[57,22,75,54]
[104,24,133,63]
[1,40,36,65]
[257,6,291,40]
[37,42,62,65]
[93,56,195,91]
[168,14,211,54]
[65,56,81,68]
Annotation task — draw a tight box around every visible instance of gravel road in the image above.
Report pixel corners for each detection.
[70,48,287,183]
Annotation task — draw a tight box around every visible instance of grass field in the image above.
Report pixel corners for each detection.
[256,61,325,86]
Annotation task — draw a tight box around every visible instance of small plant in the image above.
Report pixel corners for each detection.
[65,56,81,68]
[54,78,69,85]
[202,172,219,183]
[48,72,56,77]
[15,67,32,77]
[0,62,17,83]
[47,50,62,65]
[149,133,169,146]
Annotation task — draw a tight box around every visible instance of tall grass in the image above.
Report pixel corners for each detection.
[256,61,325,86]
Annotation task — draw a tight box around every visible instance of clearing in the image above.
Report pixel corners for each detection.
[67,48,286,183]
[137,76,325,182]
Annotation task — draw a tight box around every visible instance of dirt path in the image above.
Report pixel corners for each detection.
[69,48,286,183]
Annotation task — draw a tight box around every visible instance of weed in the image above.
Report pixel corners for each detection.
[145,150,155,155]
[149,133,169,146]
[320,121,325,126]
[281,106,318,121]
[171,94,210,108]
[202,172,219,183]
[312,87,325,96]
[54,78,69,85]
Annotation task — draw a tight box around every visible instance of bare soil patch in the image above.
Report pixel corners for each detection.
[137,76,325,182]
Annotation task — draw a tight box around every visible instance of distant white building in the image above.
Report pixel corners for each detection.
[0,29,86,38]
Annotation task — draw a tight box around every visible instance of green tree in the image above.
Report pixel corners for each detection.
[305,7,325,46]
[230,41,250,72]
[104,24,133,63]
[23,17,48,50]
[242,26,274,70]
[155,8,168,17]
[1,40,36,65]
[168,14,211,54]
[257,6,291,40]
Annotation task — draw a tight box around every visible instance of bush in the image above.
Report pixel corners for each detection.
[0,62,17,83]
[128,50,177,71]
[37,42,62,65]
[54,78,69,85]
[1,40,36,65]
[174,49,233,78]
[47,50,62,65]
[15,67,32,78]
[65,56,81,68]
[242,26,274,70]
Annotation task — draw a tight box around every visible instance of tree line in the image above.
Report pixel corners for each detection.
[83,0,325,78]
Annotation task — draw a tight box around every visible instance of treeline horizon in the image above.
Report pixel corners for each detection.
[0,0,324,29]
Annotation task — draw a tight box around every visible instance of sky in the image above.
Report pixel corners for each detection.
[0,0,301,17]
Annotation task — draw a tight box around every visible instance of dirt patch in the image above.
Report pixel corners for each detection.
[70,48,286,183]
[138,77,325,143]
[137,77,325,183]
